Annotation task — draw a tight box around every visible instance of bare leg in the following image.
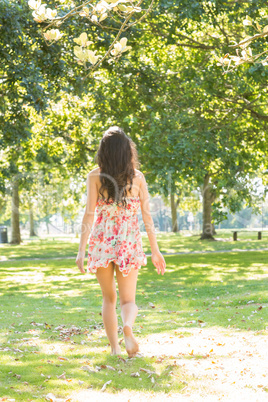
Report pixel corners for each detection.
[95,262,121,355]
[116,265,139,357]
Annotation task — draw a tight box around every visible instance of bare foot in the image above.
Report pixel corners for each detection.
[123,325,139,358]
[111,346,121,356]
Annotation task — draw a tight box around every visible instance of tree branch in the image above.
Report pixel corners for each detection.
[230,31,268,48]
[175,33,215,49]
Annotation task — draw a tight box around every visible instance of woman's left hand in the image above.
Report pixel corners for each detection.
[76,251,86,274]
[151,250,166,275]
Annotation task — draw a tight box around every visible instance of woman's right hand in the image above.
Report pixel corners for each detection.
[151,250,166,275]
[76,251,86,274]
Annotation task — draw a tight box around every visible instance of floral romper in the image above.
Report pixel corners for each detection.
[87,196,147,277]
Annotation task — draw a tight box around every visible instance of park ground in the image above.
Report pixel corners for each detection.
[0,231,268,401]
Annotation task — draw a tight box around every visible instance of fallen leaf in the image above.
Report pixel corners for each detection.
[118,356,126,363]
[57,373,66,379]
[81,366,95,373]
[131,372,140,377]
[140,368,156,375]
[106,365,116,371]
[45,393,56,402]
[101,380,112,392]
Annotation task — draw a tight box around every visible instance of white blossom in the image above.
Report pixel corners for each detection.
[28,0,42,10]
[73,32,92,47]
[46,8,57,19]
[111,37,131,56]
[43,29,63,41]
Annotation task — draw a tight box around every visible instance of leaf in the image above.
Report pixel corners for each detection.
[56,373,66,379]
[81,366,95,373]
[140,368,156,375]
[58,356,69,361]
[263,26,268,33]
[256,22,262,32]
[118,356,126,363]
[101,380,112,392]
[79,6,90,17]
[106,365,116,371]
[45,394,56,402]
[99,13,108,22]
[130,372,140,377]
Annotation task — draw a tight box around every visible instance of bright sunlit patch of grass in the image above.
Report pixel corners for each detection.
[0,246,268,400]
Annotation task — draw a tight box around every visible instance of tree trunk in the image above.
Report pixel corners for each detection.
[29,203,37,237]
[11,180,21,244]
[170,191,180,232]
[200,174,215,240]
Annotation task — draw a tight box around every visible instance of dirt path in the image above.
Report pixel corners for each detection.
[69,327,268,402]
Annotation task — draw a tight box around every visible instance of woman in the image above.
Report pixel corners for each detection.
[76,126,166,357]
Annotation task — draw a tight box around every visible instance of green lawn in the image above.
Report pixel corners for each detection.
[0,242,267,401]
[0,230,267,261]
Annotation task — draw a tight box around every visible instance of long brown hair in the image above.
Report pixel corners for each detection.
[96,126,139,206]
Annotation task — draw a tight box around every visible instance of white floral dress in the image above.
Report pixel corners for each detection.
[87,196,147,277]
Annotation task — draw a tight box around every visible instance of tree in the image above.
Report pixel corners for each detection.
[0,1,65,243]
[68,0,268,240]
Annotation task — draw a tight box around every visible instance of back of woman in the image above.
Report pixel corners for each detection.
[76,126,166,357]
[87,169,147,277]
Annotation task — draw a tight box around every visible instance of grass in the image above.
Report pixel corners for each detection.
[0,230,267,261]
[0,240,268,401]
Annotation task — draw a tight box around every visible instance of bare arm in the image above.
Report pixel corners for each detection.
[139,173,166,275]
[76,171,98,273]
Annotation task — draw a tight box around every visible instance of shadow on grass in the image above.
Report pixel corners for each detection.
[1,232,268,261]
[0,251,267,334]
[1,340,184,399]
[1,251,268,399]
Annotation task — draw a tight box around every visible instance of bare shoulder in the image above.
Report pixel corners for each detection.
[134,169,145,180]
[87,167,100,178]
[134,169,147,188]
[86,168,100,187]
